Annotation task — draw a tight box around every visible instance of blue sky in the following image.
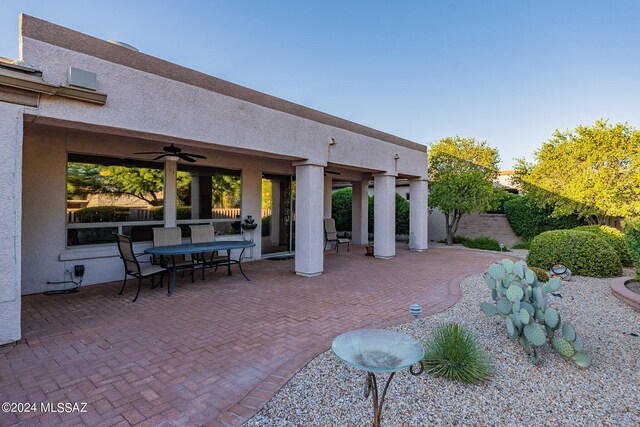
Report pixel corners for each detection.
[1,0,638,168]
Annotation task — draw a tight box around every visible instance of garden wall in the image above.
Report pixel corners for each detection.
[456,213,519,247]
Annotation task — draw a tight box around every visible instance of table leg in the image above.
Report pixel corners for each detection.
[237,248,250,281]
[168,268,177,296]
[226,249,232,276]
[365,361,423,426]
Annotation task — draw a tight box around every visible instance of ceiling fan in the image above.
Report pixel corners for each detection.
[134,144,206,163]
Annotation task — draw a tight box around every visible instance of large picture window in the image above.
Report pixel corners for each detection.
[66,154,241,247]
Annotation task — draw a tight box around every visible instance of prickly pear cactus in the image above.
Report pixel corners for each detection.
[480,259,591,368]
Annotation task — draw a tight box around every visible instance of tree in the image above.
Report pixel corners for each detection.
[429,137,500,245]
[518,120,640,226]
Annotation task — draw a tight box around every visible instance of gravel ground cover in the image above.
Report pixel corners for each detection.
[245,271,640,427]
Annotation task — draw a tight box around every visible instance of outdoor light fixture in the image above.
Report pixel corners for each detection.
[329,137,337,145]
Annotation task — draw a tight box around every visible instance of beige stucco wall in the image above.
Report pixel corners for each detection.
[21,37,427,179]
[0,103,25,344]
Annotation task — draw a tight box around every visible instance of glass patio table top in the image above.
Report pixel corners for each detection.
[331,329,424,373]
[143,240,254,255]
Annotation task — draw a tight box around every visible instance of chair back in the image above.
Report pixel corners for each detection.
[153,227,182,246]
[190,225,215,243]
[324,218,338,241]
[114,234,140,274]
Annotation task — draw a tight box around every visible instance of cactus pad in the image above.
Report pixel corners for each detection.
[562,323,576,342]
[545,308,559,328]
[481,302,498,317]
[547,277,562,292]
[524,268,536,284]
[512,260,526,277]
[506,317,516,340]
[488,263,507,280]
[571,352,591,368]
[501,258,514,273]
[484,274,497,290]
[573,334,583,352]
[497,297,512,315]
[521,302,535,316]
[552,336,576,358]
[524,323,546,346]
[518,308,530,324]
[506,285,524,303]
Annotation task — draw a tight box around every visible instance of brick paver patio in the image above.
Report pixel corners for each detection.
[0,246,505,426]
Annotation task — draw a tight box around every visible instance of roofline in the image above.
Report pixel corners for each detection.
[20,14,426,153]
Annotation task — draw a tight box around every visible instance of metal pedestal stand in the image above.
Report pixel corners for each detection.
[241,227,255,261]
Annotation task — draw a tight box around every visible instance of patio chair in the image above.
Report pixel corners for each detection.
[190,224,227,279]
[114,234,166,302]
[324,218,350,253]
[152,227,196,282]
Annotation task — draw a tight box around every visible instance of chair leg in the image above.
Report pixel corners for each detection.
[133,277,142,302]
[347,242,350,252]
[118,274,127,295]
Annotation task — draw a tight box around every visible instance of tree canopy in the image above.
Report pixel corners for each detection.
[516,120,640,225]
[429,137,500,245]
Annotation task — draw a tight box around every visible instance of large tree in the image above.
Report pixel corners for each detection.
[429,136,500,245]
[516,120,640,226]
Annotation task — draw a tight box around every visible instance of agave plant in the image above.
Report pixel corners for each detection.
[480,259,591,368]
[423,323,492,384]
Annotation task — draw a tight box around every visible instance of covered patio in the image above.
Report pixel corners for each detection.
[0,246,505,426]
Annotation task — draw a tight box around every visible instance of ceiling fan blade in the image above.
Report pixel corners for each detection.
[134,151,165,155]
[180,152,206,159]
[179,154,197,163]
[153,154,167,160]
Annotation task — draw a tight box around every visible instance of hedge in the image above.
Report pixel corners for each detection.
[622,219,640,279]
[73,206,129,222]
[503,195,585,240]
[150,206,193,220]
[331,188,410,235]
[574,225,633,267]
[527,229,622,278]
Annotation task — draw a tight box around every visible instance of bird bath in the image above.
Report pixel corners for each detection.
[332,329,424,426]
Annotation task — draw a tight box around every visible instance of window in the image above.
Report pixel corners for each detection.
[66,154,241,246]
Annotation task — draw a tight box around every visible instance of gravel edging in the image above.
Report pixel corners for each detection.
[244,273,640,427]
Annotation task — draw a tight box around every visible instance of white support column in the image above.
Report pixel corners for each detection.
[190,172,200,219]
[241,166,262,259]
[163,158,178,227]
[409,178,429,251]
[294,160,326,276]
[0,103,23,344]
[351,180,369,244]
[373,172,397,259]
[323,175,333,219]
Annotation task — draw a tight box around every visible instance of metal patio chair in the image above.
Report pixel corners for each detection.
[114,234,166,302]
[324,218,350,253]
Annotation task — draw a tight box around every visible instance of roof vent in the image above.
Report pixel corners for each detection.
[107,40,139,52]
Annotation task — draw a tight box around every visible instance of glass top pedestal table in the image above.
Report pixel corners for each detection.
[332,329,424,427]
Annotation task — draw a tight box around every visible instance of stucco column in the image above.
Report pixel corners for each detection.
[163,158,178,227]
[323,175,333,219]
[241,166,262,259]
[190,172,200,219]
[294,160,326,276]
[409,178,429,251]
[373,172,397,259]
[0,103,23,344]
[351,180,369,244]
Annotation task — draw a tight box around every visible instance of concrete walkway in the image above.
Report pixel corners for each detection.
[0,246,506,426]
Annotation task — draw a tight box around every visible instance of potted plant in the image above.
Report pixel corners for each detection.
[365,241,374,256]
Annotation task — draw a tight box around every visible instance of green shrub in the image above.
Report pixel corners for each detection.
[511,240,531,250]
[527,230,622,277]
[150,206,192,220]
[503,195,585,240]
[331,187,353,231]
[623,219,640,279]
[574,225,633,267]
[73,206,129,222]
[530,266,549,282]
[437,235,468,244]
[462,236,505,251]
[423,323,492,384]
[333,189,410,235]
[486,189,518,214]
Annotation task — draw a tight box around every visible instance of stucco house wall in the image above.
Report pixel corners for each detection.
[1,15,430,344]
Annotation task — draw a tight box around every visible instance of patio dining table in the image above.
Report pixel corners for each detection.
[144,240,256,296]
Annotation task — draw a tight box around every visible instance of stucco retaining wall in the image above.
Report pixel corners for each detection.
[455,213,519,247]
